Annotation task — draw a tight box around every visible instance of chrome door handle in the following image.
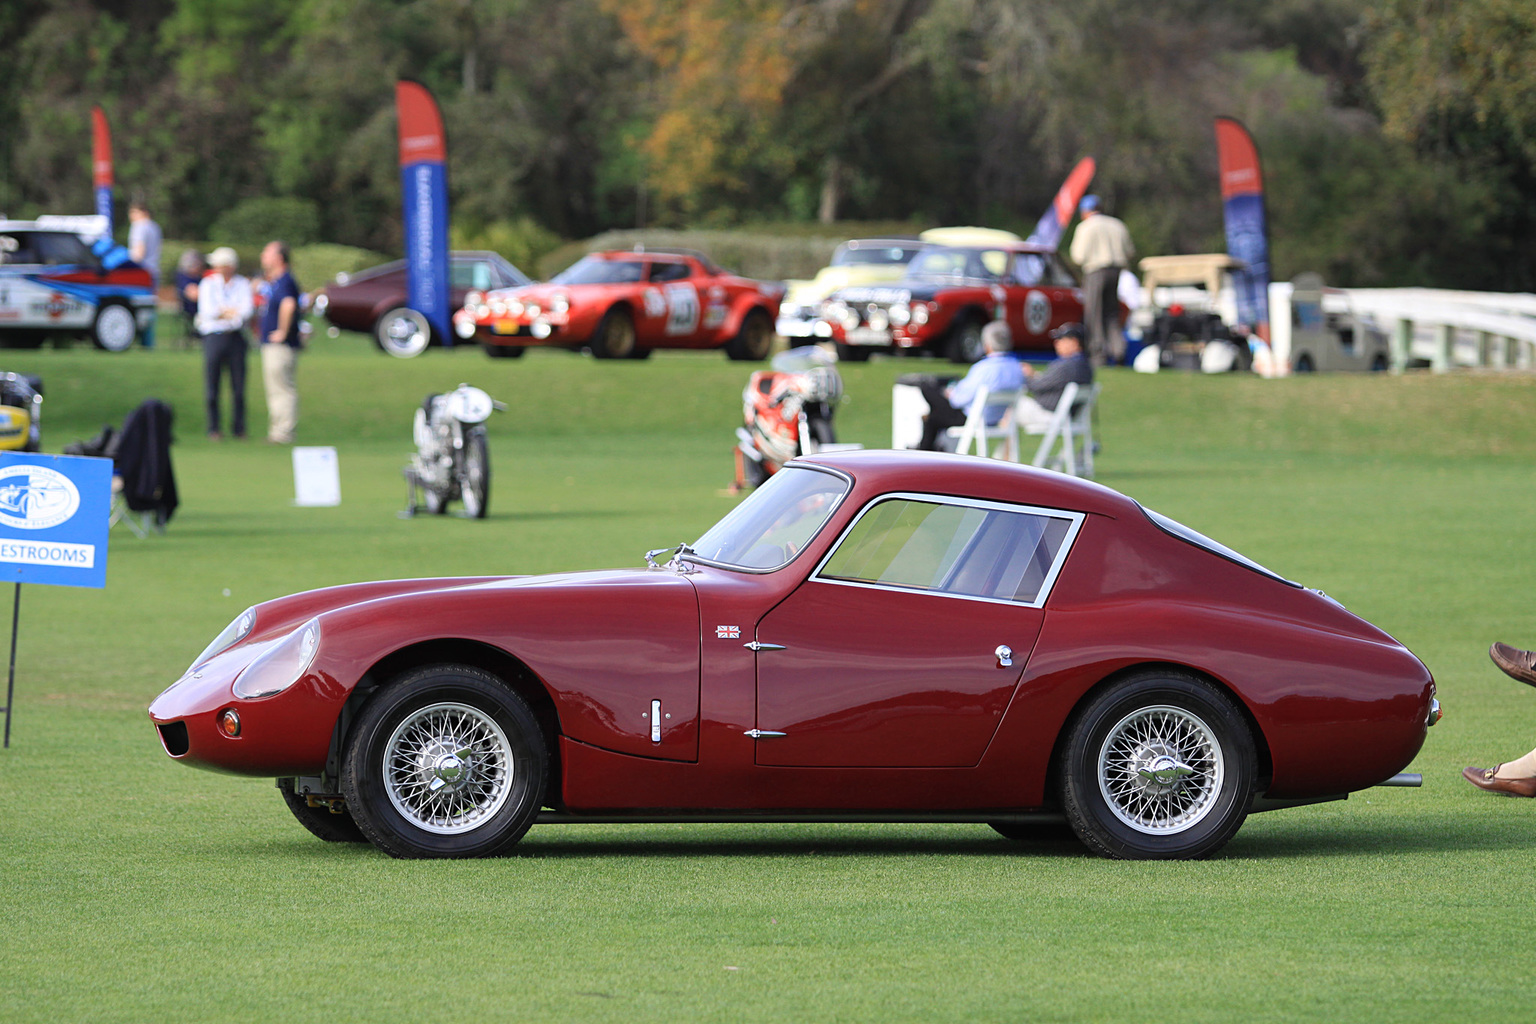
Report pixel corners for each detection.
[744,729,787,739]
[744,641,787,652]
[995,644,1013,668]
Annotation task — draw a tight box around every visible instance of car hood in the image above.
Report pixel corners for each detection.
[787,265,910,306]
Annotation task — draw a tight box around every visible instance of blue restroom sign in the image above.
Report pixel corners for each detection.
[0,454,110,588]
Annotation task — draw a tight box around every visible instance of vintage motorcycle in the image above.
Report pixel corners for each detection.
[732,346,853,490]
[402,383,503,518]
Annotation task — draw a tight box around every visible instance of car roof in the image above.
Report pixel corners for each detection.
[796,449,1137,519]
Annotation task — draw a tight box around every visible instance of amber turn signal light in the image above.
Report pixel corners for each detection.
[218,709,241,737]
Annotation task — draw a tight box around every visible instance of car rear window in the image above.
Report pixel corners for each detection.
[815,495,1082,606]
[1141,506,1300,587]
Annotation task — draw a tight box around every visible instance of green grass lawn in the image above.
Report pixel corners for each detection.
[2,331,1535,1022]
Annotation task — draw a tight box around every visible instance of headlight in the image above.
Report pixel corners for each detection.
[525,303,541,317]
[313,292,329,315]
[232,618,321,699]
[507,299,524,317]
[911,302,930,325]
[489,298,506,316]
[888,303,911,327]
[867,307,889,331]
[188,607,256,674]
[839,306,861,330]
[465,290,483,308]
[550,294,570,313]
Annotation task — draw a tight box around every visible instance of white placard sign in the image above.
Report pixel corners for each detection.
[292,446,341,507]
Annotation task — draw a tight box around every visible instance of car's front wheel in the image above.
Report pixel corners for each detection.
[1060,670,1255,860]
[591,307,636,359]
[375,307,432,358]
[341,665,547,858]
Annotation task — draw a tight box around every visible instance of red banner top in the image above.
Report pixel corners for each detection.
[396,81,447,166]
[1053,157,1096,225]
[1215,117,1262,200]
[91,105,114,188]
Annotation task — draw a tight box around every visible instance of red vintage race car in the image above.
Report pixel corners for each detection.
[454,249,784,360]
[824,241,1096,363]
[148,450,1437,861]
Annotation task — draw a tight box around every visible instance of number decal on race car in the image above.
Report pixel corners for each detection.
[664,283,700,336]
[1025,289,1052,336]
[642,287,666,319]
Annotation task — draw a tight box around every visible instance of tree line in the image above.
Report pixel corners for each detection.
[2,0,1532,290]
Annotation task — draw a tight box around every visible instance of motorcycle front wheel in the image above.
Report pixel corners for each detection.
[461,427,491,519]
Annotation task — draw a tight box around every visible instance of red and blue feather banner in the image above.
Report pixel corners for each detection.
[1027,157,1095,250]
[395,80,451,345]
[1214,117,1270,342]
[91,105,114,236]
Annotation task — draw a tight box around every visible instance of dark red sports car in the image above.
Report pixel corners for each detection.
[148,451,1437,860]
[453,249,784,360]
[825,242,1094,362]
[312,251,531,358]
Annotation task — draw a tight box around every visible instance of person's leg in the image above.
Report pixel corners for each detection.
[1083,269,1107,365]
[917,379,967,450]
[261,345,283,442]
[203,333,226,436]
[229,338,248,438]
[274,345,298,441]
[1495,748,1536,778]
[1016,396,1055,430]
[1101,269,1124,363]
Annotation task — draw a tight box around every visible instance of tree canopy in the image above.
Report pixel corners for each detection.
[1,0,1529,288]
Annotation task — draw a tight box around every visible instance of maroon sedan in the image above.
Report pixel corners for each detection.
[148,451,1437,860]
[313,251,531,358]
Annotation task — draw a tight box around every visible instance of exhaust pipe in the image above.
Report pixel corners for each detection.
[1376,773,1422,787]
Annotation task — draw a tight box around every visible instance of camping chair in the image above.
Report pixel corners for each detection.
[110,399,178,535]
[948,388,1022,461]
[1026,382,1100,478]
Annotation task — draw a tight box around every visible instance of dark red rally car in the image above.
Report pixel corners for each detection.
[149,451,1438,861]
[453,249,784,360]
[824,242,1093,362]
[312,251,532,358]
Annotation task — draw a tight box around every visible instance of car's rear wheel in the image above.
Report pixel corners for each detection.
[482,342,526,359]
[1060,670,1255,860]
[341,665,547,858]
[946,316,986,364]
[277,777,367,843]
[591,307,636,359]
[92,302,138,352]
[375,307,432,358]
[726,308,775,361]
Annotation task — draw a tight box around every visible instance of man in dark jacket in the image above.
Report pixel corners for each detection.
[1016,322,1095,429]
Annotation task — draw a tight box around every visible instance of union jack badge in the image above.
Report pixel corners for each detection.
[716,625,741,639]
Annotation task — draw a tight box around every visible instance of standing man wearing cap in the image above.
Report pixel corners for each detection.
[1068,195,1135,366]
[195,247,253,440]
[258,241,302,445]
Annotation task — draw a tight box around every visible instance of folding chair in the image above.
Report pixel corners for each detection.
[1026,382,1100,477]
[948,388,1022,461]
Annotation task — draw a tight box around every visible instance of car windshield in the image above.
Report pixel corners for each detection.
[551,256,645,285]
[907,247,1008,281]
[832,242,920,267]
[690,465,850,571]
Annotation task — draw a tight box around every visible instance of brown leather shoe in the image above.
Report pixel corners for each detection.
[1463,765,1536,797]
[1490,643,1536,686]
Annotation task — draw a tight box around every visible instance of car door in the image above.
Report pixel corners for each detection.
[752,493,1083,768]
[648,260,702,344]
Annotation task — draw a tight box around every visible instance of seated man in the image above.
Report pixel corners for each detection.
[1015,322,1095,429]
[918,321,1024,450]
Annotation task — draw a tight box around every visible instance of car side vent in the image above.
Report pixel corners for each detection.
[157,721,190,757]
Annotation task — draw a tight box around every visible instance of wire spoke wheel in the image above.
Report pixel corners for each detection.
[383,702,512,834]
[1097,704,1222,834]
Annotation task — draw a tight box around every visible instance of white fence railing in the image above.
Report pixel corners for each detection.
[1335,288,1536,372]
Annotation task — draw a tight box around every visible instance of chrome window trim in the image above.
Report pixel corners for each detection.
[807,491,1086,609]
[684,463,855,575]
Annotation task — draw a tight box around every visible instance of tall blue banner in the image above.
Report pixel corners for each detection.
[1215,117,1271,342]
[396,81,452,346]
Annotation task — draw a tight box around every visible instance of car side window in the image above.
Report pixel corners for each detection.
[1012,254,1046,286]
[1047,254,1078,287]
[649,261,690,283]
[816,495,1081,606]
[34,232,94,266]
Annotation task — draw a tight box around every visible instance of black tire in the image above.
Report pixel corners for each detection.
[591,307,636,359]
[277,777,368,843]
[341,665,548,859]
[725,308,774,361]
[946,317,986,364]
[1,331,46,350]
[1292,352,1315,373]
[1370,353,1389,372]
[1059,670,1255,860]
[989,821,1081,844]
[834,342,871,363]
[92,302,138,352]
[375,307,432,358]
[460,427,490,519]
[482,342,526,359]
[626,345,653,360]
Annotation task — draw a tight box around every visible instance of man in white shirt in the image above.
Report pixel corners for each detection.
[128,199,163,348]
[195,247,253,440]
[1068,195,1135,366]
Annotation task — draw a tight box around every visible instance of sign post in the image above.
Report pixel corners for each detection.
[0,453,111,747]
